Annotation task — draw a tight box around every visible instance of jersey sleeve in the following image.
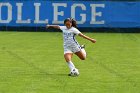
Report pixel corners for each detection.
[59,26,66,31]
[73,28,81,35]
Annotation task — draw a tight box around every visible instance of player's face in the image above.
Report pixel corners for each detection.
[65,21,72,29]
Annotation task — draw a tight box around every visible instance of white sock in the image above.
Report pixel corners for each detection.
[81,48,86,58]
[67,61,75,70]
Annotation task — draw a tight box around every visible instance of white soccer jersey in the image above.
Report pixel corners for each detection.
[60,26,81,46]
[59,26,81,54]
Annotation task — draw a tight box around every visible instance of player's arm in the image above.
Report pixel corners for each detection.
[46,25,60,29]
[78,33,96,43]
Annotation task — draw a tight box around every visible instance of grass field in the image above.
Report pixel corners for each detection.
[0,32,140,93]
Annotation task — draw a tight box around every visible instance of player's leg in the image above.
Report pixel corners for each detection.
[64,53,75,71]
[64,53,79,76]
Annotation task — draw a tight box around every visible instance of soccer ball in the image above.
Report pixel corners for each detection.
[70,68,79,76]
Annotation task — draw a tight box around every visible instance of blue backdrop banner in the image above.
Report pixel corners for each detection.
[0,0,140,28]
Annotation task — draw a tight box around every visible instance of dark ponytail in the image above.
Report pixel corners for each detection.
[64,18,77,28]
[71,18,77,28]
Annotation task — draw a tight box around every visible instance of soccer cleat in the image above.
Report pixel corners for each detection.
[68,73,79,77]
[68,73,72,76]
[81,45,85,49]
[68,68,79,77]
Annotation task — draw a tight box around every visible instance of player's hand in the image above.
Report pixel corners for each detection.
[46,25,50,29]
[90,39,96,43]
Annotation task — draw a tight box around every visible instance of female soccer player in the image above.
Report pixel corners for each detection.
[46,18,96,76]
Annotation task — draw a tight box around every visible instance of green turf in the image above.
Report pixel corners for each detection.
[0,32,139,93]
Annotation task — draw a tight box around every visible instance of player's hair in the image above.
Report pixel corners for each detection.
[64,18,77,28]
